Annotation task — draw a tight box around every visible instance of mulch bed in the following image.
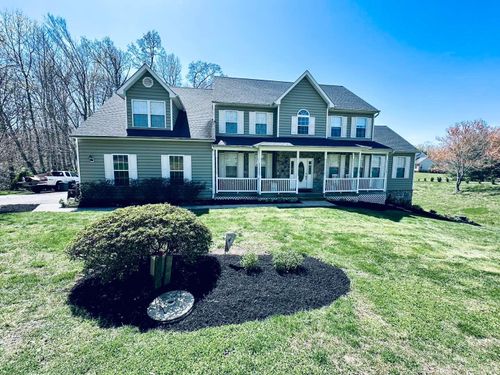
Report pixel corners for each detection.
[69,255,350,332]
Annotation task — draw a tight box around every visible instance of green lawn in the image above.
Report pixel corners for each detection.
[0,189,31,196]
[1,191,499,373]
[414,172,500,227]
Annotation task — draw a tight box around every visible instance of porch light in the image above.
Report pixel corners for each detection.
[88,155,94,163]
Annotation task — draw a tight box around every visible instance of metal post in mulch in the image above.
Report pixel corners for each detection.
[150,251,173,289]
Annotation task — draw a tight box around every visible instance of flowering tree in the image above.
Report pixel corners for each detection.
[430,120,495,192]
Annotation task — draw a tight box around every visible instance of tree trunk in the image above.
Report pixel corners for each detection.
[455,174,462,193]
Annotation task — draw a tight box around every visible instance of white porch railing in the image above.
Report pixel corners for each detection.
[358,178,385,191]
[261,178,296,193]
[217,178,258,192]
[324,178,358,192]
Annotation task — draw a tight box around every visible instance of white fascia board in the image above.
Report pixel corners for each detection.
[274,70,334,108]
[117,64,179,99]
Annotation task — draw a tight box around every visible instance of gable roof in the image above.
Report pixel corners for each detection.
[274,71,334,108]
[213,76,378,112]
[373,125,418,153]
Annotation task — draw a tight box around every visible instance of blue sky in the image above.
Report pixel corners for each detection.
[4,0,500,145]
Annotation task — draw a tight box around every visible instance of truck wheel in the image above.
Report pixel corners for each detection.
[55,182,62,191]
[32,187,41,194]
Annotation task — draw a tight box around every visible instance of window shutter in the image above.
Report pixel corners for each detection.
[104,154,114,180]
[291,116,298,134]
[339,155,346,178]
[404,156,411,178]
[248,153,255,178]
[184,155,192,181]
[380,156,386,178]
[237,111,244,134]
[266,153,272,178]
[161,155,170,178]
[128,154,138,180]
[327,116,332,137]
[219,153,226,178]
[249,112,256,134]
[350,117,357,138]
[266,112,274,135]
[366,118,372,138]
[341,117,348,137]
[237,153,244,178]
[363,155,370,177]
[309,117,315,135]
[218,110,226,133]
[391,156,398,178]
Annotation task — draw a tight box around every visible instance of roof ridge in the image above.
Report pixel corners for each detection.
[216,76,293,84]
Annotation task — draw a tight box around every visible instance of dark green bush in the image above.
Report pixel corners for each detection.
[446,177,450,182]
[424,178,427,181]
[240,252,259,272]
[430,177,434,182]
[437,177,442,182]
[67,204,212,282]
[272,249,304,272]
[78,178,205,207]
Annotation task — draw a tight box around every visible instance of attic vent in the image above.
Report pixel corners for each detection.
[142,77,154,88]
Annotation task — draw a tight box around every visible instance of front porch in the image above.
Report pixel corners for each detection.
[213,147,389,197]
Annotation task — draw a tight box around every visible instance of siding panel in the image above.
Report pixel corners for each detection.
[386,153,415,191]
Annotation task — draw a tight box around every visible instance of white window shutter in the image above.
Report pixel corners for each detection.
[249,112,256,134]
[363,155,370,177]
[339,155,346,178]
[237,153,244,178]
[128,154,137,180]
[351,117,357,138]
[291,116,298,134]
[341,116,348,137]
[380,156,386,178]
[266,153,273,178]
[161,155,170,178]
[184,155,192,181]
[218,110,226,133]
[392,156,398,178]
[237,111,244,134]
[219,153,226,178]
[104,154,114,180]
[266,112,274,135]
[404,156,411,178]
[366,118,372,138]
[309,117,315,135]
[248,153,255,178]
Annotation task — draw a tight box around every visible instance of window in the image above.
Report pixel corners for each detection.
[224,111,238,134]
[329,166,339,178]
[330,116,342,137]
[396,156,406,178]
[356,117,367,137]
[169,156,184,182]
[297,109,310,135]
[225,153,238,177]
[113,155,129,186]
[255,112,267,135]
[132,100,166,128]
[371,156,382,178]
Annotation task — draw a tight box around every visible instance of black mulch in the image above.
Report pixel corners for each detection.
[68,255,350,332]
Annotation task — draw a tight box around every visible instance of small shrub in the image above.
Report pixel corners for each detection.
[430,177,434,182]
[437,177,442,182]
[272,249,304,273]
[465,177,470,184]
[491,177,496,185]
[424,178,427,182]
[446,177,450,182]
[66,204,212,282]
[240,252,259,272]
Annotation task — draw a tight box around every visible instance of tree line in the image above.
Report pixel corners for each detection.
[0,10,223,189]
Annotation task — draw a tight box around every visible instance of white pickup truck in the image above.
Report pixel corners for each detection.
[22,171,80,193]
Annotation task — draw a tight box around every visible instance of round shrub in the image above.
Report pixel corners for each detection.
[272,249,304,273]
[67,204,212,282]
[240,252,259,272]
[437,177,442,182]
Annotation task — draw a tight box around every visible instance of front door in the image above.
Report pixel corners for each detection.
[290,158,314,190]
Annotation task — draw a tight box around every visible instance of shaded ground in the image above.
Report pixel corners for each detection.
[69,255,350,331]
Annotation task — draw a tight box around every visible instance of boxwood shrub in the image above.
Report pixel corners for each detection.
[240,252,259,272]
[78,178,205,207]
[66,204,212,282]
[272,249,304,273]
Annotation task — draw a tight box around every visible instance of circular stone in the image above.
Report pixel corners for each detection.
[147,290,195,322]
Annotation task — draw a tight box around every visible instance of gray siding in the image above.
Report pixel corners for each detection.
[126,71,172,130]
[172,102,180,127]
[78,138,213,198]
[327,110,375,140]
[215,105,277,136]
[279,77,328,137]
[386,153,415,191]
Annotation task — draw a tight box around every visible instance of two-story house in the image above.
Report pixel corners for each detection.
[73,65,418,205]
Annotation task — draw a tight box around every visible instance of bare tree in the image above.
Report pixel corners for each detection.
[128,30,163,70]
[92,37,131,95]
[186,60,223,88]
[157,52,182,86]
[430,119,494,192]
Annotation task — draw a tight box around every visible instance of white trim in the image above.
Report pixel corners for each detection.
[131,99,167,128]
[212,149,216,197]
[117,64,178,98]
[162,154,191,181]
[170,99,173,130]
[277,105,280,137]
[75,138,81,178]
[323,151,327,193]
[274,70,334,108]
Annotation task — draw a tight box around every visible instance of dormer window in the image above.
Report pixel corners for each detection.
[297,109,310,135]
[355,117,367,137]
[132,99,166,128]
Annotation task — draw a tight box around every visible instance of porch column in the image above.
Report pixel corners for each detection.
[257,148,262,194]
[356,151,362,193]
[295,150,300,194]
[323,151,328,194]
[383,153,389,191]
[350,153,355,177]
[213,149,218,197]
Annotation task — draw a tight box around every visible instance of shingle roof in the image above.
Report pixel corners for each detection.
[213,76,379,112]
[216,136,390,149]
[171,87,214,139]
[373,126,418,153]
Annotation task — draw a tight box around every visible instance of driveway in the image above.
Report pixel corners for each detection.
[0,191,67,206]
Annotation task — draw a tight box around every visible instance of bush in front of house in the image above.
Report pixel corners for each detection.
[437,177,442,182]
[272,248,304,273]
[240,252,259,272]
[66,204,212,282]
[77,178,205,207]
